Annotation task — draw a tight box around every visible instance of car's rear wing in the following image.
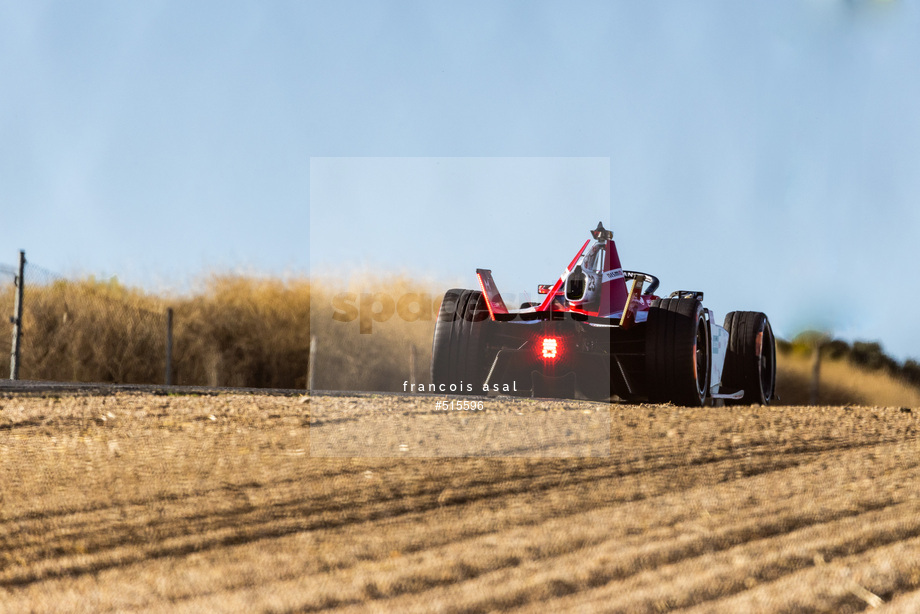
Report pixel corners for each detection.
[476,269,509,319]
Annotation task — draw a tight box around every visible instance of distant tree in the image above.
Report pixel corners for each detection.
[850,341,897,372]
[822,339,851,360]
[903,360,920,387]
[792,330,832,348]
[776,337,792,354]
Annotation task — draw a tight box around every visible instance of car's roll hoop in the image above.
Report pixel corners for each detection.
[591,221,613,241]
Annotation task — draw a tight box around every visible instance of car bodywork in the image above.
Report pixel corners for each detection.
[431,222,776,405]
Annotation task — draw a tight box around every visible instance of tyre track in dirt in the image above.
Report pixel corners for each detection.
[1,390,919,613]
[677,535,920,613]
[2,427,905,591]
[521,499,920,614]
[2,432,889,556]
[268,440,920,614]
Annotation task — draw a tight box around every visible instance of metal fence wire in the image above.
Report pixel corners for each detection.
[1,259,167,384]
[0,263,16,360]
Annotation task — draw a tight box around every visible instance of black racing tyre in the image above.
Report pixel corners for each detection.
[645,297,711,406]
[722,311,776,405]
[431,289,493,394]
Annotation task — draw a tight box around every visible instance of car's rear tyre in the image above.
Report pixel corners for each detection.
[645,298,711,406]
[722,311,776,405]
[431,289,493,394]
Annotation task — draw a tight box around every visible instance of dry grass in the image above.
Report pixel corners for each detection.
[0,274,438,391]
[0,278,168,384]
[777,349,920,408]
[171,275,311,388]
[2,392,920,612]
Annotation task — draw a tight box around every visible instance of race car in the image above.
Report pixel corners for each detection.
[430,222,776,405]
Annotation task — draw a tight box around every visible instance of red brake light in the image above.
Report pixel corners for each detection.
[541,337,559,359]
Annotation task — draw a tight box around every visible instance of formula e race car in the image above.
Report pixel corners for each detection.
[431,222,776,405]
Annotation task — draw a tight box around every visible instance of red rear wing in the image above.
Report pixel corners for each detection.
[476,269,509,319]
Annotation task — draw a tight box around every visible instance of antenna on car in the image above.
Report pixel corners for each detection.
[591,221,613,241]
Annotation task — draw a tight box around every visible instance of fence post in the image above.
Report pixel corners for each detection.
[165,307,174,386]
[9,250,25,380]
[809,342,822,406]
[409,344,417,389]
[307,335,316,392]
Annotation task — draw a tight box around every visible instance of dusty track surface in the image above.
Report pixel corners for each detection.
[2,390,920,612]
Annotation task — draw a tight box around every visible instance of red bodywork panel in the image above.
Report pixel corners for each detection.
[476,269,509,318]
[597,239,629,318]
[536,239,590,312]
[535,239,630,317]
[477,232,655,323]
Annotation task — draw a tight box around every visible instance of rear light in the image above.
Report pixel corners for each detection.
[541,337,559,359]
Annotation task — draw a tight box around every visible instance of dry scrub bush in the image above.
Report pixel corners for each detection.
[171,275,311,388]
[0,274,440,391]
[0,278,166,384]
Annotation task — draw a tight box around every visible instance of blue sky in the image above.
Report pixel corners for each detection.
[3,1,920,361]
